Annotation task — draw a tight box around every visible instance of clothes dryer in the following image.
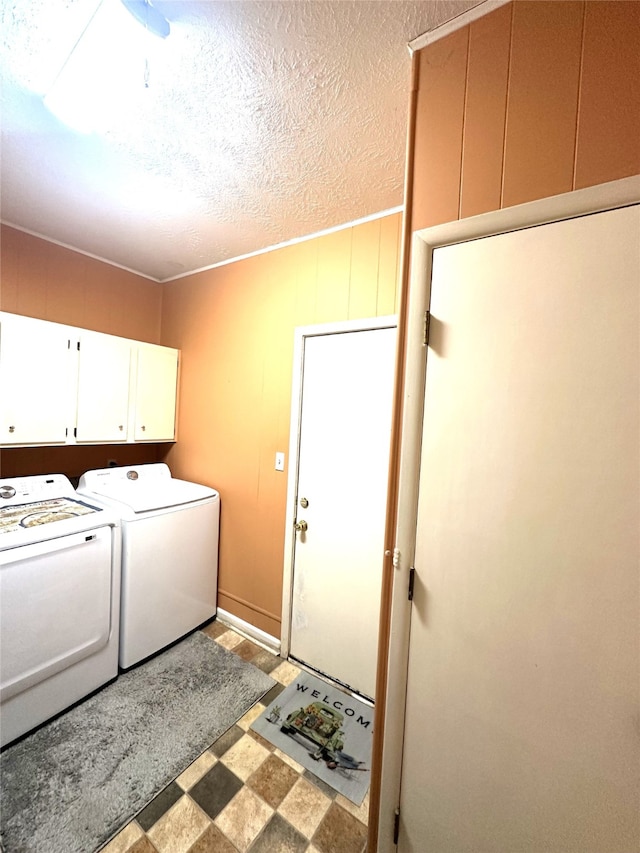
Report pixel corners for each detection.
[78,463,219,669]
[0,474,121,746]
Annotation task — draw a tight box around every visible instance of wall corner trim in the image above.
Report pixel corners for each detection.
[0,220,159,283]
[409,0,511,53]
[160,207,404,283]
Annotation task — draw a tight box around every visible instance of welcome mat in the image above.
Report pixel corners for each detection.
[0,632,274,853]
[251,670,373,805]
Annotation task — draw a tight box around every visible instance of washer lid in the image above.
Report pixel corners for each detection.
[92,479,216,513]
[78,464,216,513]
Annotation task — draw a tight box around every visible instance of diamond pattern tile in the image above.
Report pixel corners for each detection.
[146,795,210,853]
[277,777,332,839]
[129,837,161,853]
[247,753,300,809]
[189,763,244,822]
[176,751,217,792]
[311,802,368,853]
[210,725,245,759]
[218,733,270,782]
[214,786,274,851]
[137,782,183,832]
[60,625,369,853]
[249,813,308,853]
[101,821,144,853]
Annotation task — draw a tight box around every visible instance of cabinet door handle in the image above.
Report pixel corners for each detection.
[8,425,15,433]
[141,425,146,431]
[118,424,124,431]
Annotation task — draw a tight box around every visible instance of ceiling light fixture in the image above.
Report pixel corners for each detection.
[43,0,170,134]
[121,0,170,39]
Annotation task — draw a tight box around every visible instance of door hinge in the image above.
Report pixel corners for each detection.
[408,567,416,601]
[393,807,401,845]
[423,310,431,346]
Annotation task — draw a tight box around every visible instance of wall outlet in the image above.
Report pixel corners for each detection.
[275,452,285,472]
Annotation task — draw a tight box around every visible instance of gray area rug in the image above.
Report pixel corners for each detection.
[0,631,274,853]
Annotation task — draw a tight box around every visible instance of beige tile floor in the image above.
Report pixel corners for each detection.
[101,623,369,853]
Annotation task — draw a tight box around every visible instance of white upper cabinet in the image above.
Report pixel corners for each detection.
[0,312,179,447]
[132,342,179,442]
[75,330,132,443]
[0,313,76,446]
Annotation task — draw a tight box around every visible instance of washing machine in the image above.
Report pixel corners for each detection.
[0,474,121,747]
[78,463,219,669]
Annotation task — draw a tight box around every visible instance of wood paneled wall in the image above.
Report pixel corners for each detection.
[6,0,635,642]
[0,226,164,478]
[369,6,639,847]
[412,0,640,230]
[161,214,401,637]
[1,225,162,342]
[0,444,164,480]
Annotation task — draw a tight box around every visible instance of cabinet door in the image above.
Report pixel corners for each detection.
[75,332,132,442]
[0,313,75,445]
[133,343,178,441]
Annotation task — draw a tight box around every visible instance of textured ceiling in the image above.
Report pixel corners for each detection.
[1,0,482,282]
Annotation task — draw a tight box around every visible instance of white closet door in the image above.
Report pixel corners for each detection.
[399,205,639,852]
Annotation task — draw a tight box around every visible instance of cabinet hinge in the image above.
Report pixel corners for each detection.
[423,310,431,346]
[393,807,400,845]
[408,567,416,601]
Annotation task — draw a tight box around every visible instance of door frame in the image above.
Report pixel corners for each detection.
[280,314,398,661]
[374,174,640,850]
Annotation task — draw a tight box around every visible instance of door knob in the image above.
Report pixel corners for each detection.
[294,519,308,532]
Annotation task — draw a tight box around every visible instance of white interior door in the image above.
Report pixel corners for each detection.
[289,322,396,699]
[398,205,640,851]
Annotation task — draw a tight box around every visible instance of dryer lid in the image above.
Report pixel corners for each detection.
[0,497,101,536]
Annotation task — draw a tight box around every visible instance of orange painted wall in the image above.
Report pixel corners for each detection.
[0,225,164,478]
[7,0,633,640]
[160,213,402,637]
[1,225,162,340]
[412,0,640,230]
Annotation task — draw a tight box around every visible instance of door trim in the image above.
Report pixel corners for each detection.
[280,315,398,661]
[375,174,640,851]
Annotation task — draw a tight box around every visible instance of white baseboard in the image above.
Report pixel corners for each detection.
[216,608,281,655]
